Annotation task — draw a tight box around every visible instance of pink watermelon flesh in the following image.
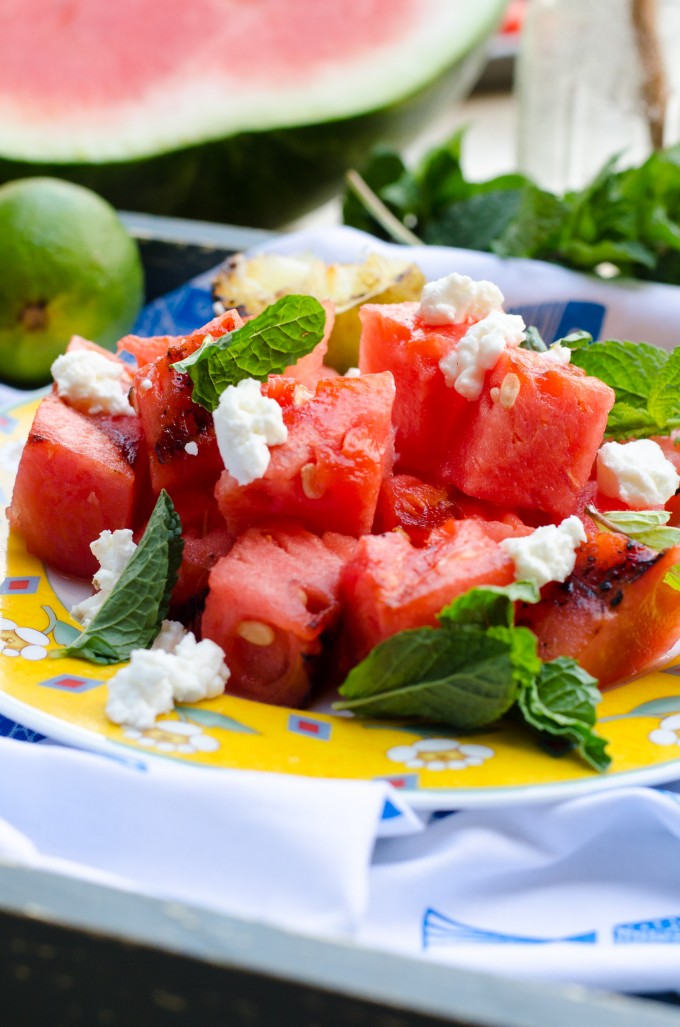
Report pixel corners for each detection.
[0,1,416,114]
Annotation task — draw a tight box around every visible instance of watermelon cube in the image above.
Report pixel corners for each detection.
[444,348,615,518]
[8,392,149,577]
[201,525,356,707]
[215,371,396,538]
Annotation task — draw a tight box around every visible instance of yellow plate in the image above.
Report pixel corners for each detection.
[3,394,680,810]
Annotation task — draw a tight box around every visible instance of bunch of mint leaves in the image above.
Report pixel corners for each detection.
[343,131,680,282]
[335,582,610,771]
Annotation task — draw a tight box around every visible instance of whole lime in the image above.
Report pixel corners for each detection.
[0,178,144,387]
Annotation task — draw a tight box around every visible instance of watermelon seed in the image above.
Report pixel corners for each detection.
[301,463,326,500]
[499,373,521,410]
[237,620,275,646]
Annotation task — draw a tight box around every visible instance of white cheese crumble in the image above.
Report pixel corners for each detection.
[344,366,362,378]
[419,272,504,326]
[213,377,288,486]
[140,377,153,392]
[543,342,572,365]
[151,619,188,653]
[499,516,587,589]
[439,311,526,400]
[597,439,680,509]
[105,631,230,729]
[51,349,135,416]
[71,529,137,627]
[184,440,199,456]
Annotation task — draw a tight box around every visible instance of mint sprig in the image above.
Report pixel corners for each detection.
[334,584,610,771]
[59,491,184,665]
[567,335,680,439]
[172,294,326,411]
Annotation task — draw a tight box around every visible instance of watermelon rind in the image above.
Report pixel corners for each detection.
[0,1,507,227]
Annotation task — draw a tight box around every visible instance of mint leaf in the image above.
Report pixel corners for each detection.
[587,507,680,551]
[59,491,184,665]
[647,347,680,427]
[334,582,610,771]
[521,326,549,353]
[343,131,680,284]
[173,295,326,411]
[568,338,668,408]
[517,658,610,771]
[335,584,541,731]
[605,401,662,440]
[438,581,540,629]
[334,623,532,729]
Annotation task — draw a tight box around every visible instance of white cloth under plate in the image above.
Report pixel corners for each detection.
[0,736,680,994]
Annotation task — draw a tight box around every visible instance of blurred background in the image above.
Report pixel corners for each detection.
[5,0,680,390]
[0,0,523,229]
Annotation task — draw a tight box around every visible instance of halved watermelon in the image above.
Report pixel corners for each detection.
[0,1,507,225]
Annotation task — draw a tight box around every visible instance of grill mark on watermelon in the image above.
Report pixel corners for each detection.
[153,386,214,465]
[532,538,662,613]
[97,421,142,467]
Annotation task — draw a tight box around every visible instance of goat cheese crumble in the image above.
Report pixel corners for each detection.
[51,349,135,416]
[597,439,680,509]
[499,516,587,589]
[543,342,571,365]
[213,377,288,485]
[439,311,526,400]
[106,630,230,730]
[419,272,504,326]
[71,529,137,628]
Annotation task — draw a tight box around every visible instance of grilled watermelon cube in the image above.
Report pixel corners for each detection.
[359,301,468,478]
[339,517,525,666]
[444,348,615,518]
[215,371,396,538]
[518,531,680,687]
[8,391,149,577]
[201,524,356,707]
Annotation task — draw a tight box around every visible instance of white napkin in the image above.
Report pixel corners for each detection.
[361,786,680,993]
[0,736,412,937]
[1,735,680,994]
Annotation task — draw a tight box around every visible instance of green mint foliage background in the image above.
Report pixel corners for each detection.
[343,132,680,283]
[173,295,326,411]
[60,491,184,665]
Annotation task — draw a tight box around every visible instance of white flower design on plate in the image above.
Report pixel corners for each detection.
[386,737,495,772]
[122,719,220,754]
[649,714,680,747]
[0,618,50,661]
